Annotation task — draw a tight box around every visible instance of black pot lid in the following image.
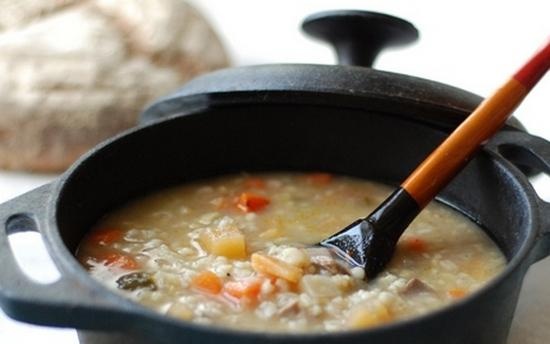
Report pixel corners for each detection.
[141,10,525,132]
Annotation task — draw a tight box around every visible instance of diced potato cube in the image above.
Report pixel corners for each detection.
[300,275,342,298]
[348,301,392,329]
[199,225,246,259]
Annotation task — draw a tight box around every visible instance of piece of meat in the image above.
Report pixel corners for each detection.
[305,247,349,275]
[400,278,435,296]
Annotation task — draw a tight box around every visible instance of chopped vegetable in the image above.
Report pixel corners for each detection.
[403,237,428,253]
[348,301,392,329]
[88,227,123,245]
[224,277,263,300]
[305,173,333,185]
[116,272,157,291]
[236,192,270,212]
[167,302,193,320]
[300,275,342,298]
[447,288,467,298]
[199,225,246,259]
[103,253,139,269]
[251,253,303,283]
[244,177,266,189]
[191,270,223,294]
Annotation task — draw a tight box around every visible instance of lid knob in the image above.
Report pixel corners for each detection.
[302,10,419,67]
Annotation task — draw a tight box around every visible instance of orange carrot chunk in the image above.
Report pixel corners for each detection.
[103,253,138,270]
[191,271,223,294]
[224,278,263,299]
[448,288,467,298]
[251,253,303,283]
[236,192,270,212]
[88,228,124,245]
[404,237,428,253]
[305,172,333,185]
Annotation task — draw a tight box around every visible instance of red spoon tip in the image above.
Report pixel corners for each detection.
[513,38,550,90]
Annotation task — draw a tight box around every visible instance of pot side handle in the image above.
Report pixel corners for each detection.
[0,184,136,330]
[489,131,550,261]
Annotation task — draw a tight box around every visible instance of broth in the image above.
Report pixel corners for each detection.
[76,173,505,332]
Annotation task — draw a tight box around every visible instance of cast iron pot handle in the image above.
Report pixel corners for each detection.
[0,184,135,329]
[302,10,419,67]
[489,131,550,261]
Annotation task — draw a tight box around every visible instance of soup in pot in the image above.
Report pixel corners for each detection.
[76,173,505,332]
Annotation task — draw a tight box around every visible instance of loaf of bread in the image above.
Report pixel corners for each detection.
[0,0,229,172]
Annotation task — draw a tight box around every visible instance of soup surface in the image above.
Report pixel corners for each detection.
[76,173,505,332]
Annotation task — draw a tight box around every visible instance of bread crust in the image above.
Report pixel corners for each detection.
[0,0,229,171]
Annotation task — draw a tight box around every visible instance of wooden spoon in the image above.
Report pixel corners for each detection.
[320,39,550,279]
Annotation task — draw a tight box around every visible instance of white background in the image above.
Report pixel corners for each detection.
[1,1,549,343]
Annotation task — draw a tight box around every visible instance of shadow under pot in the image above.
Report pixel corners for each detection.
[1,9,550,344]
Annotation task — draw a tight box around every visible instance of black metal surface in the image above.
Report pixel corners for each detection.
[321,188,420,279]
[302,10,419,67]
[0,103,549,344]
[487,131,550,262]
[0,186,140,331]
[140,65,527,135]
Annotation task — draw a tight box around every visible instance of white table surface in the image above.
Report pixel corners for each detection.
[1,1,550,343]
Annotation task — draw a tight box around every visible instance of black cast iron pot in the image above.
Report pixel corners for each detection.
[1,10,550,344]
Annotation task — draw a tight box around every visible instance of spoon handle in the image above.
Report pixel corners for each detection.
[402,39,550,208]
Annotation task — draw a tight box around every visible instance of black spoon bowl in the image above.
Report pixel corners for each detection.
[320,189,419,278]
